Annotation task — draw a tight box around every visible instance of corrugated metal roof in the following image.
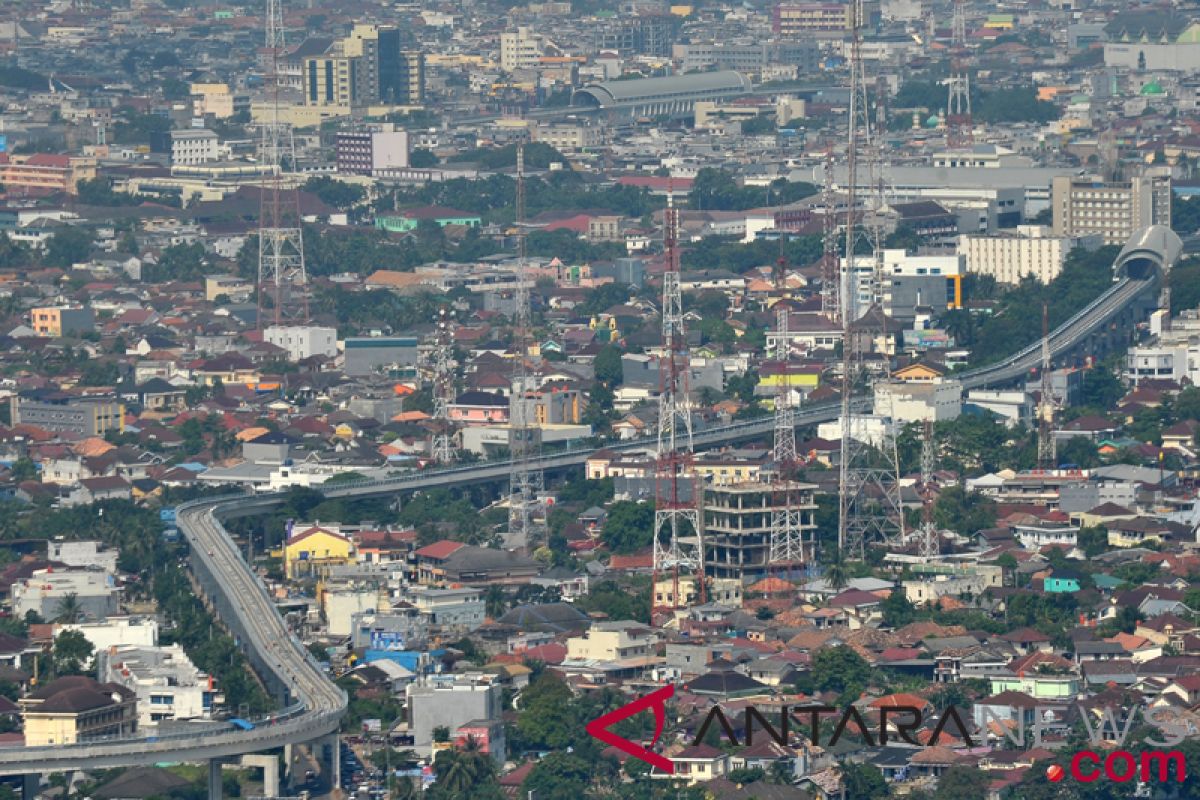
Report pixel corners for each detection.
[578,70,751,106]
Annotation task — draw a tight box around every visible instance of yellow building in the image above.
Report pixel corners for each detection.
[284,525,354,579]
[30,306,94,338]
[21,676,138,746]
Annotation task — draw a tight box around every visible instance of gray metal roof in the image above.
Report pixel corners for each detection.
[576,71,751,106]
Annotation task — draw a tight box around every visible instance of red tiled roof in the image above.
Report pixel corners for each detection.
[414,540,466,560]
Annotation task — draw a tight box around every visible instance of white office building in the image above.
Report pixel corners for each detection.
[169,130,219,166]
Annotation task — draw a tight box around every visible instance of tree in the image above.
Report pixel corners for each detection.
[810,645,872,698]
[520,752,594,800]
[52,629,94,675]
[841,762,888,800]
[824,558,849,590]
[53,592,84,623]
[600,501,655,554]
[881,589,917,628]
[594,344,624,386]
[515,673,580,751]
[44,226,93,268]
[410,148,438,167]
[302,176,366,210]
[427,748,500,800]
[932,486,997,536]
[934,765,989,800]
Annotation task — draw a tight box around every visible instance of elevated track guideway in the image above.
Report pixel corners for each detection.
[0,227,1178,784]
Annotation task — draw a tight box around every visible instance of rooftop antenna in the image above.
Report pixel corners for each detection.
[431,306,457,465]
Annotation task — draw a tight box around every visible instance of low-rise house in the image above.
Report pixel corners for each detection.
[98,644,222,727]
[20,675,138,746]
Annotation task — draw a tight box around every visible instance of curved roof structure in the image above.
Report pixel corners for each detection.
[1115,224,1183,279]
[573,71,752,109]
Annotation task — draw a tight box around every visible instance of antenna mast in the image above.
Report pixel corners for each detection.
[652,186,704,616]
[431,306,457,464]
[769,238,812,571]
[506,144,545,550]
[1037,303,1057,470]
[838,0,906,560]
[946,0,973,147]
[257,0,308,329]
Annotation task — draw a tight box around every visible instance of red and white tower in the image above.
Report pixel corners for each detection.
[651,190,704,615]
[257,0,308,328]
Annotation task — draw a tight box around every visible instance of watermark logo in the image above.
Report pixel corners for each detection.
[585,684,676,774]
[1048,751,1186,784]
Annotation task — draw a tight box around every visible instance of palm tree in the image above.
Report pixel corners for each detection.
[484,585,506,619]
[53,593,83,624]
[824,558,849,591]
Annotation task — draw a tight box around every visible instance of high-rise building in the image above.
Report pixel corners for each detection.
[304,24,424,108]
[304,54,359,107]
[1051,171,1172,246]
[501,27,543,71]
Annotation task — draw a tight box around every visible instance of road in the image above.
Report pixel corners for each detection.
[0,498,346,777]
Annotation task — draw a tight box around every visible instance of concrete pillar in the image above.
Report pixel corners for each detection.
[242,754,279,798]
[208,759,222,800]
[20,774,38,800]
[326,733,341,786]
[283,743,295,788]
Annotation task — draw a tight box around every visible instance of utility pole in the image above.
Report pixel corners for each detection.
[257,0,308,329]
[651,187,704,616]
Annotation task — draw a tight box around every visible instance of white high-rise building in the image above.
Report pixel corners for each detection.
[500,27,543,71]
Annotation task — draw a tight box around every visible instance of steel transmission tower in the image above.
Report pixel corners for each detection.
[652,190,704,615]
[431,306,457,464]
[1037,304,1057,470]
[946,0,973,147]
[507,145,544,550]
[821,148,842,323]
[915,419,940,558]
[769,244,813,570]
[257,0,308,328]
[837,0,907,560]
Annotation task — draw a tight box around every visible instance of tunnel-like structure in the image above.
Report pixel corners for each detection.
[1114,224,1183,281]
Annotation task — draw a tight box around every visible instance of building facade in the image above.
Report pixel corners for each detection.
[336,129,410,175]
[98,644,222,727]
[959,226,1104,284]
[702,481,818,579]
[31,306,95,337]
[1051,172,1171,246]
[10,393,125,436]
[264,325,339,362]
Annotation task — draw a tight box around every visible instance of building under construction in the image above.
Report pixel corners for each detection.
[703,480,818,580]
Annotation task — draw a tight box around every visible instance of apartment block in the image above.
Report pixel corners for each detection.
[31,305,95,337]
[1051,172,1171,246]
[10,392,125,436]
[336,128,409,175]
[264,324,338,362]
[960,226,1103,284]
